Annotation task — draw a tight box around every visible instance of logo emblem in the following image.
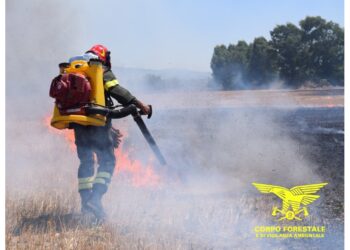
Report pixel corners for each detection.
[252,182,328,221]
[100,49,106,57]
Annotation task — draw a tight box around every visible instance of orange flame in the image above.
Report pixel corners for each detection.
[44,115,161,187]
[116,141,160,187]
[44,116,76,150]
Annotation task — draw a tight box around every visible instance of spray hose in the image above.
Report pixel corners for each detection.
[84,104,166,166]
[84,104,152,119]
[85,104,137,118]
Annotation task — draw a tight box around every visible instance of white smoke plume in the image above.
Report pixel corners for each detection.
[6,0,86,189]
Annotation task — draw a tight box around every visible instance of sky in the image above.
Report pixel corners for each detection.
[77,0,344,72]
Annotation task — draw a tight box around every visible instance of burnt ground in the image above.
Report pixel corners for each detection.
[276,107,344,216]
[272,107,344,249]
[278,108,344,246]
[140,106,345,249]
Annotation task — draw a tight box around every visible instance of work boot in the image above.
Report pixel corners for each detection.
[79,189,93,214]
[86,190,106,220]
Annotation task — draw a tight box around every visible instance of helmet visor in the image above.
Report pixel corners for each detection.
[68,53,99,63]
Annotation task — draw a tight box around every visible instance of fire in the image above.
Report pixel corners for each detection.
[44,116,76,150]
[44,115,161,187]
[326,96,335,108]
[116,144,160,187]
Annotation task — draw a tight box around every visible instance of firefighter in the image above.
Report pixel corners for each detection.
[73,44,150,219]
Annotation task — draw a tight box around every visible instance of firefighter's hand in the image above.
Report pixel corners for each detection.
[140,104,151,115]
[134,99,151,115]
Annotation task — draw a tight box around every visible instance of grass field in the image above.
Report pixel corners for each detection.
[6,88,344,249]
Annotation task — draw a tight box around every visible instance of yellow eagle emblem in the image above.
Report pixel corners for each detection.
[252,182,328,221]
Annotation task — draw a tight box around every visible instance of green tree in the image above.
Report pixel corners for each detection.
[247,37,277,87]
[211,41,250,89]
[210,16,344,89]
[210,45,232,89]
[299,16,344,85]
[227,41,250,89]
[270,23,303,86]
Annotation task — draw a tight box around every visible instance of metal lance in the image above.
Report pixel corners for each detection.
[132,111,167,166]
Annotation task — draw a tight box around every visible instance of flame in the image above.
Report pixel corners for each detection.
[44,115,161,187]
[326,96,335,108]
[44,116,76,150]
[115,139,160,187]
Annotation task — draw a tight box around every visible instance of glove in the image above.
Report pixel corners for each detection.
[133,99,151,115]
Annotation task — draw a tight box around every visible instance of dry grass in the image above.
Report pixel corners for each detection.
[6,189,195,250]
[6,181,342,250]
[6,180,273,250]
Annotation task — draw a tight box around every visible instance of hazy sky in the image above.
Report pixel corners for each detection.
[76,0,343,72]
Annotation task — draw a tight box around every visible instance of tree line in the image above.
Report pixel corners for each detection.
[210,16,344,89]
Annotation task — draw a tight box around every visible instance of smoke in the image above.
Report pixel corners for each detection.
[6,1,341,249]
[103,92,324,248]
[6,0,87,118]
[112,67,212,95]
[6,0,86,190]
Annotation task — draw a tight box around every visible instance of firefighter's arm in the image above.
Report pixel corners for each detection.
[104,70,150,114]
[106,83,151,115]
